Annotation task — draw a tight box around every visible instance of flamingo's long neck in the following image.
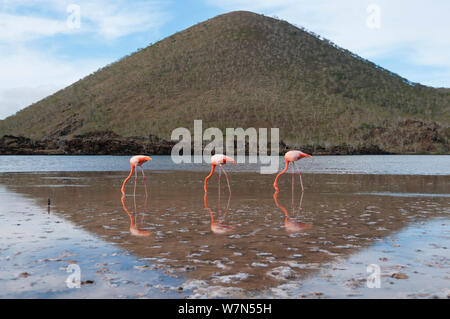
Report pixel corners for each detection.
[121,164,135,194]
[273,159,289,191]
[204,164,216,192]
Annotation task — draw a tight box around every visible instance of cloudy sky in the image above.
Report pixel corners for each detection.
[1,0,449,119]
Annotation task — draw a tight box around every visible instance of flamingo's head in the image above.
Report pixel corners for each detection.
[211,223,233,234]
[285,219,312,233]
[130,226,151,237]
[211,154,236,165]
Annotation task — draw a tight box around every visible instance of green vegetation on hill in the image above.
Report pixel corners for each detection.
[0,11,449,154]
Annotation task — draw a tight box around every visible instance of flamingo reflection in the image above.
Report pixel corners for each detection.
[273,190,312,233]
[204,192,233,234]
[120,184,151,237]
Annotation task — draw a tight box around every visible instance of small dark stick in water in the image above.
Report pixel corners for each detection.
[48,198,51,214]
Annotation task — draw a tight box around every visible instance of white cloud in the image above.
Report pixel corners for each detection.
[0,47,108,119]
[0,0,169,119]
[77,0,168,39]
[0,0,168,40]
[208,0,450,87]
[0,14,72,42]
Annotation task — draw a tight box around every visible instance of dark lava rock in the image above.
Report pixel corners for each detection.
[0,132,175,155]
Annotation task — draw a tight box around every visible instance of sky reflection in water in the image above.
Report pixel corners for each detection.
[0,167,448,298]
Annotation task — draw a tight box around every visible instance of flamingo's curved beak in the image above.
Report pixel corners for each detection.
[145,156,152,161]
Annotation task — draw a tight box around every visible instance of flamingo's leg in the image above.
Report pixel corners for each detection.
[219,165,231,195]
[224,191,231,218]
[133,185,137,214]
[141,185,148,225]
[140,166,146,181]
[291,164,295,213]
[140,166,148,196]
[298,190,304,213]
[133,165,138,196]
[293,162,304,192]
[218,167,221,211]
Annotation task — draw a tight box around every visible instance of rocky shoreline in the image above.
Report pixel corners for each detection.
[0,131,406,156]
[0,132,174,155]
[2,119,447,155]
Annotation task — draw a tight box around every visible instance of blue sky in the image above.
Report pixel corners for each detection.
[1,0,449,119]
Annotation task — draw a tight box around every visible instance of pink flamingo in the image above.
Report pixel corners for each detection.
[121,155,152,195]
[204,154,236,193]
[273,150,312,192]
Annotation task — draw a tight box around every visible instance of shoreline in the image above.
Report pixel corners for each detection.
[1,136,448,156]
[2,132,448,156]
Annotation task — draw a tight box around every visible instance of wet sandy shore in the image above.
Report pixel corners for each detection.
[0,171,449,298]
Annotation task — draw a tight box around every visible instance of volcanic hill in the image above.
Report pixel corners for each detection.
[1,11,449,154]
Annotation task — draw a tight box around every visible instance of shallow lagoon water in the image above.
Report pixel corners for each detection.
[0,155,449,175]
[0,155,449,298]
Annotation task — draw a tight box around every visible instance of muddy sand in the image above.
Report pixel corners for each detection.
[0,171,448,298]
